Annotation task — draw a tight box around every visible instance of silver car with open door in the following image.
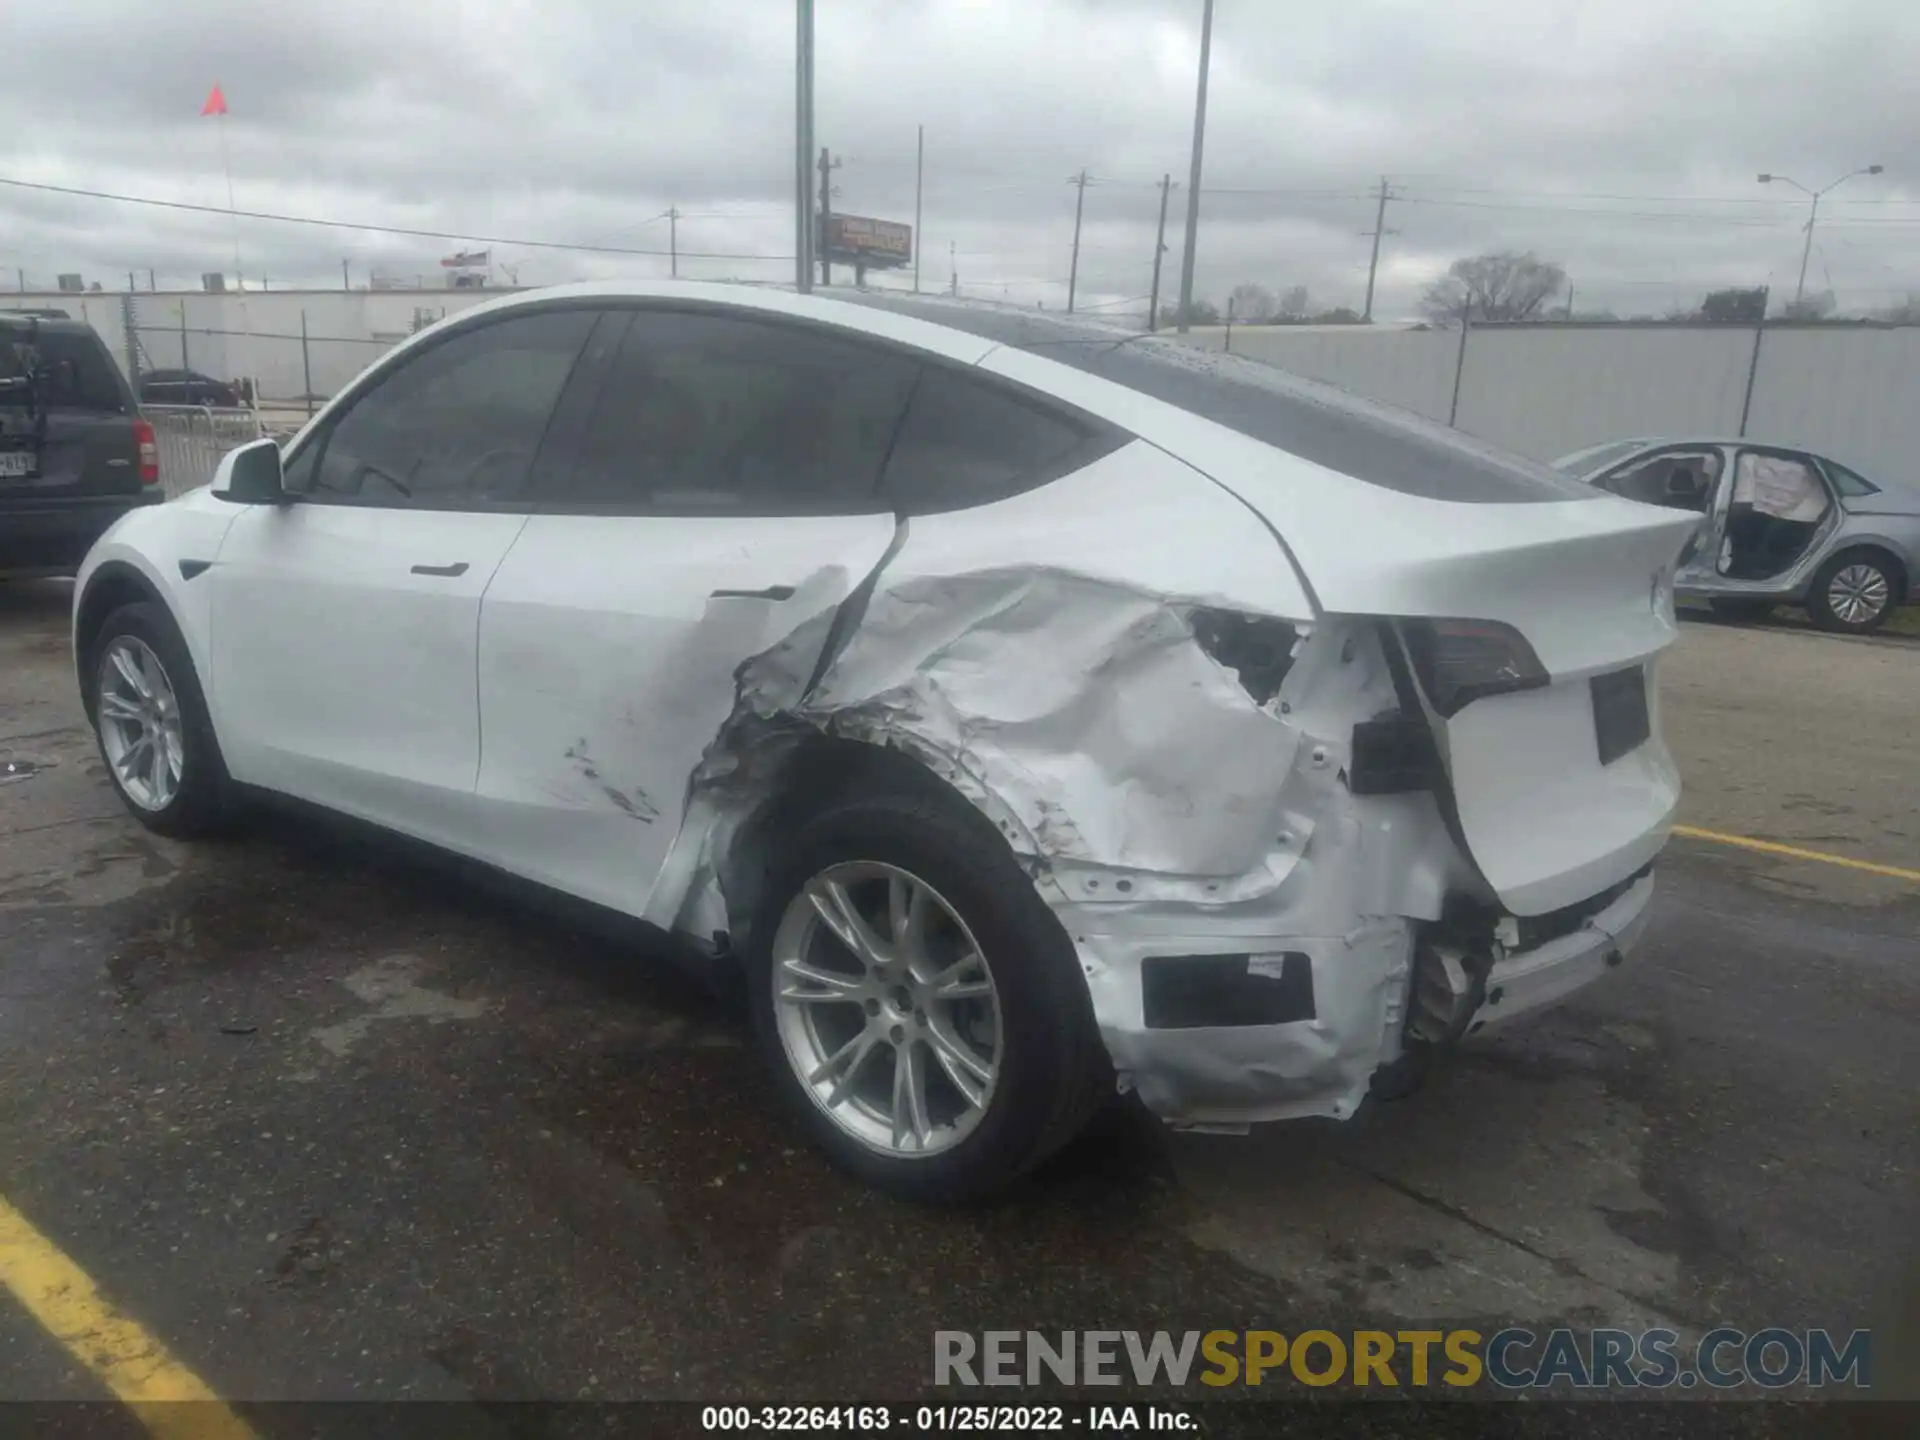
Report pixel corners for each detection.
[1554,438,1920,633]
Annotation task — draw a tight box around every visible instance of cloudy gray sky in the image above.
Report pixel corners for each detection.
[5,0,1917,320]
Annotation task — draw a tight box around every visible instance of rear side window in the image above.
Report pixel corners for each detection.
[556,309,918,513]
[880,366,1094,511]
[1823,460,1880,498]
[6,331,127,412]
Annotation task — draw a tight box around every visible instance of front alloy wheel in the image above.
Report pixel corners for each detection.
[96,635,185,811]
[770,862,1003,1158]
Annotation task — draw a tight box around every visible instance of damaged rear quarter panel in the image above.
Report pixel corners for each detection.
[658,441,1477,1126]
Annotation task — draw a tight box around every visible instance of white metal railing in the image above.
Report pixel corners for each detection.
[143,404,264,499]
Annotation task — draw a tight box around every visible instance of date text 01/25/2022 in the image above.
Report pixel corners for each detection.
[700,1405,1196,1432]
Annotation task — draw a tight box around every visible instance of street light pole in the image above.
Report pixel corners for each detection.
[1175,0,1216,334]
[1793,192,1821,304]
[1758,164,1883,304]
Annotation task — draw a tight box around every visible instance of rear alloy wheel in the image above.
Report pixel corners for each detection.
[748,787,1109,1202]
[1809,553,1897,634]
[771,862,1003,1158]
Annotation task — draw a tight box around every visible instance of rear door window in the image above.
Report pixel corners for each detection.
[552,308,918,514]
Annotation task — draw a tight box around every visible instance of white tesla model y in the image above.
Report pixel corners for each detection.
[74,283,1695,1200]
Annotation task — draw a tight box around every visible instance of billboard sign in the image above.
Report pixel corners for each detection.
[822,214,912,267]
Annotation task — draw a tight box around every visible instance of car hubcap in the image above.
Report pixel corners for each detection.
[96,637,184,811]
[1829,565,1889,625]
[771,861,1002,1158]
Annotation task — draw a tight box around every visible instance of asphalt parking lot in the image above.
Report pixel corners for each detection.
[1,579,1915,1428]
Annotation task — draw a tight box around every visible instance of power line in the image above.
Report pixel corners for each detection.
[1390,195,1823,227]
[0,174,793,263]
[1396,182,1920,207]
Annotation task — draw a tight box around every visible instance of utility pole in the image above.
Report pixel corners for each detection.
[1176,0,1216,332]
[818,146,842,286]
[342,259,350,291]
[913,124,924,294]
[950,240,957,297]
[147,269,156,291]
[1361,176,1395,323]
[1564,283,1575,321]
[128,271,136,293]
[1066,169,1091,312]
[669,207,679,279]
[795,0,816,294]
[1148,173,1175,331]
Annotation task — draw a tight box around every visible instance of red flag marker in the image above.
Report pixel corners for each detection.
[201,84,228,116]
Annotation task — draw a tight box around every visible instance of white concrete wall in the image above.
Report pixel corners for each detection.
[1192,325,1463,422]
[1187,321,1920,482]
[1744,327,1920,480]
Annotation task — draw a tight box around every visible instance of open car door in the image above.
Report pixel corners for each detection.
[1589,445,1727,590]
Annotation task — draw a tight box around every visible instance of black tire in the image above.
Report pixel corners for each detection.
[1807,550,1900,634]
[83,600,235,837]
[1708,597,1777,623]
[746,786,1110,1203]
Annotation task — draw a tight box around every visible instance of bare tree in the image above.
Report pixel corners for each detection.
[1227,283,1277,323]
[1279,284,1311,320]
[1420,250,1568,324]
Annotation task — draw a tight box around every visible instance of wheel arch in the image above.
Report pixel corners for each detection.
[704,732,1039,961]
[73,559,170,714]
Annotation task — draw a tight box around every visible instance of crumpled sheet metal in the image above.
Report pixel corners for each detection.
[741,567,1307,890]
[676,567,1476,1125]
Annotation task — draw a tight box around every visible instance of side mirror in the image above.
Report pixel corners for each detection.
[213,437,287,504]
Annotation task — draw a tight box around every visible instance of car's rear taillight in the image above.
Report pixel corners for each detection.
[1400,618,1548,718]
[132,419,160,487]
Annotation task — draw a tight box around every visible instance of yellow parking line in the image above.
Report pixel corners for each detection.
[0,1193,254,1439]
[1672,824,1920,883]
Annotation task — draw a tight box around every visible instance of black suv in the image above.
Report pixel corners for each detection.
[1,316,161,578]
